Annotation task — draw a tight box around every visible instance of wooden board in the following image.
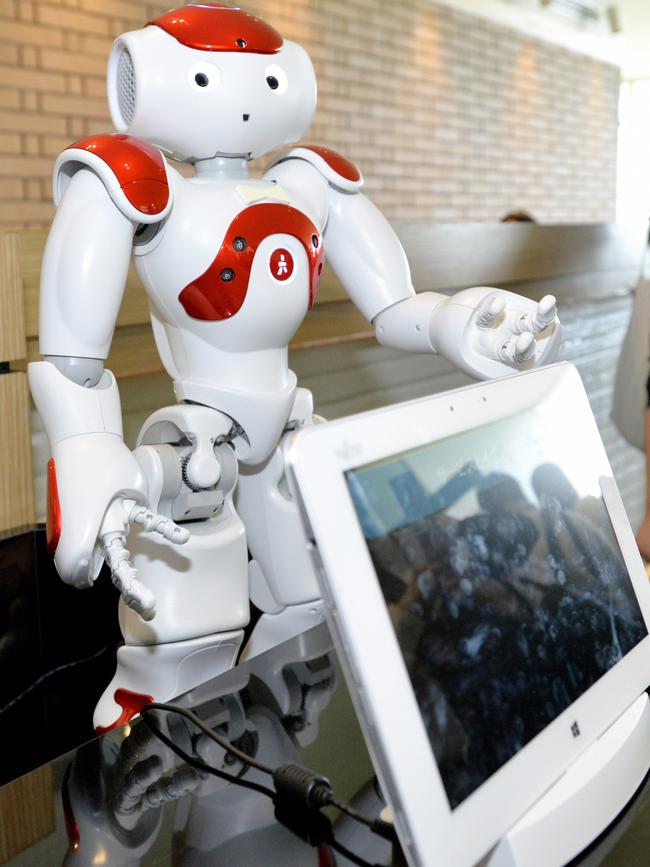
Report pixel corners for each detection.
[14,222,647,381]
[0,373,36,533]
[0,234,27,362]
[401,222,648,292]
[0,765,53,863]
[26,304,374,378]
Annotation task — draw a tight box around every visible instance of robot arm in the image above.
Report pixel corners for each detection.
[29,141,185,618]
[270,148,560,379]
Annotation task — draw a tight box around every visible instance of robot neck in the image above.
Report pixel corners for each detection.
[194,155,249,180]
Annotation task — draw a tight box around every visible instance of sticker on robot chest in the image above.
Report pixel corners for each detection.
[269,248,294,282]
[178,203,324,322]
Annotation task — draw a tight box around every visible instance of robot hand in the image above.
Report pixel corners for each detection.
[431,287,561,380]
[62,717,201,865]
[100,498,190,622]
[47,429,188,621]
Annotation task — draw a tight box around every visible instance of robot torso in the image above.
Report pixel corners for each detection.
[135,163,326,398]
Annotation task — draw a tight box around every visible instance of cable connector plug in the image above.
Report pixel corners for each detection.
[272,762,333,809]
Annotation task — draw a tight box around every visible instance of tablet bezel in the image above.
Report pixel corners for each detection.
[286,362,650,867]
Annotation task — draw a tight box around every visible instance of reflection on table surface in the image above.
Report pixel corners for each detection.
[0,623,388,867]
[0,622,649,866]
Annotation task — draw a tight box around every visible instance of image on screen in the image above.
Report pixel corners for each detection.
[345,406,648,810]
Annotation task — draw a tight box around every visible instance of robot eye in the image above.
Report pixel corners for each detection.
[264,64,288,95]
[189,62,221,92]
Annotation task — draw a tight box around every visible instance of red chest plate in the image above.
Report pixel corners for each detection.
[178,204,324,322]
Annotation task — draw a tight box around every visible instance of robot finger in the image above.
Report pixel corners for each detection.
[141,766,202,811]
[516,294,557,335]
[103,531,157,621]
[113,755,164,820]
[498,332,536,365]
[127,501,190,545]
[476,293,507,328]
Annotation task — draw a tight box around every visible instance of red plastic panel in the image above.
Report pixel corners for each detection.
[46,458,61,557]
[150,4,283,54]
[61,764,80,852]
[66,133,169,216]
[94,688,155,735]
[179,203,324,320]
[302,145,361,183]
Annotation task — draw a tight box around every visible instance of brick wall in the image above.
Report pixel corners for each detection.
[0,0,620,229]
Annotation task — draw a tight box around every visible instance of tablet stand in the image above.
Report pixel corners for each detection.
[483,692,650,867]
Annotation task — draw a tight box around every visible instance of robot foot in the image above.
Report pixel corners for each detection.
[240,599,324,663]
[94,629,245,734]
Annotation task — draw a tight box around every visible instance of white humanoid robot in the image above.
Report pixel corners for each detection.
[28,3,561,732]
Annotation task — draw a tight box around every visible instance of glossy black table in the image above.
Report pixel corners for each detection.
[1,622,650,867]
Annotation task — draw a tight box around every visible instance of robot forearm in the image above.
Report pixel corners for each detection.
[373,292,446,353]
[374,287,561,380]
[29,359,122,444]
[28,360,147,586]
[292,157,561,379]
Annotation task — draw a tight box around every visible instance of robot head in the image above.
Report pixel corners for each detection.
[107,4,317,162]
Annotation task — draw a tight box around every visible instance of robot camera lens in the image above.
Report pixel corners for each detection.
[194,72,209,87]
[236,38,247,48]
[266,75,279,90]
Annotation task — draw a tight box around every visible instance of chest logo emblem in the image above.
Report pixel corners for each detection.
[270,248,294,281]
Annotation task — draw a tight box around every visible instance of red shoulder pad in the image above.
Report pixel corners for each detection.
[271,145,363,192]
[65,134,169,216]
[301,146,362,183]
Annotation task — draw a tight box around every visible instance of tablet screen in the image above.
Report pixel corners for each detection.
[345,406,648,809]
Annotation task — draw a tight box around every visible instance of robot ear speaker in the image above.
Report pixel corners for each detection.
[116,47,136,127]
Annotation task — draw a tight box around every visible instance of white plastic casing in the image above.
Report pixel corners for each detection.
[39,168,136,360]
[374,292,445,353]
[107,27,317,161]
[122,515,249,645]
[29,360,123,443]
[29,361,149,588]
[273,146,364,192]
[324,185,416,322]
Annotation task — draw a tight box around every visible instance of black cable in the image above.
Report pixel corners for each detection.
[329,795,377,828]
[142,701,393,861]
[328,796,397,843]
[142,701,275,775]
[140,706,276,799]
[330,838,381,867]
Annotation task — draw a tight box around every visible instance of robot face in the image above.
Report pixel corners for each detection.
[107,5,317,162]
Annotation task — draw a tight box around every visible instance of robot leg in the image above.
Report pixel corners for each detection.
[236,389,324,661]
[94,405,250,733]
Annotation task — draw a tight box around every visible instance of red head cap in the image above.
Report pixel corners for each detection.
[149,4,283,54]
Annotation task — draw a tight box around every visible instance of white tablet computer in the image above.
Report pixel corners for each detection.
[286,362,650,867]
